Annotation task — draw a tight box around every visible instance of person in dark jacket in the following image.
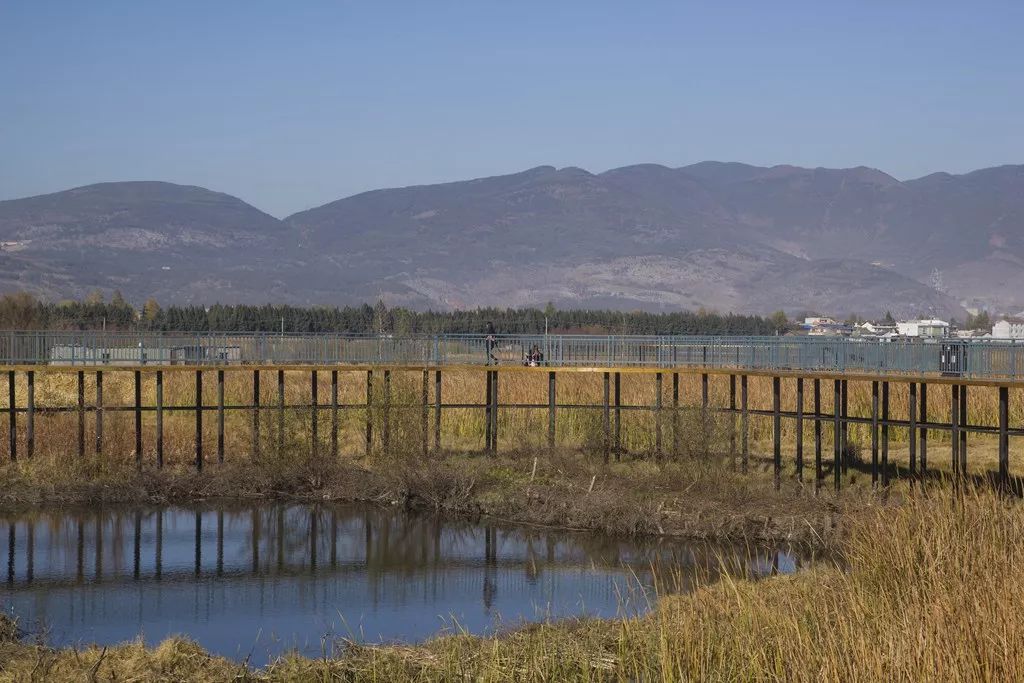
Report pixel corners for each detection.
[485,322,497,365]
[524,344,544,366]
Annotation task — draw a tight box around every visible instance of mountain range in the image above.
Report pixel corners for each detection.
[3,161,1023,318]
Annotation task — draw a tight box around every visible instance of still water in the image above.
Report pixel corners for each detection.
[1,503,804,664]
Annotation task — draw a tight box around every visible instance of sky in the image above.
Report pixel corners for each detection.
[1,1,1022,217]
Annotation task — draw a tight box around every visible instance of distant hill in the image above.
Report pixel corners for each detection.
[0,181,301,304]
[4,163,1024,317]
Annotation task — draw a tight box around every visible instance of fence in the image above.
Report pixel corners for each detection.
[2,331,1023,379]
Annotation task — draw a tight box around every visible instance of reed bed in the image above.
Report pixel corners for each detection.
[1,368,1020,482]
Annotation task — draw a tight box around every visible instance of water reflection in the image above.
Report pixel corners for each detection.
[1,504,809,664]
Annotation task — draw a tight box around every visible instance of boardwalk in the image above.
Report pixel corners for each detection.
[2,330,1023,378]
[2,332,1022,492]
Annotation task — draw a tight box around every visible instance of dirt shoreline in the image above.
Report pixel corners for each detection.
[0,450,858,547]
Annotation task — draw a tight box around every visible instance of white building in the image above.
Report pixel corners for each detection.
[896,319,949,339]
[804,317,837,327]
[992,319,1024,340]
[857,321,897,336]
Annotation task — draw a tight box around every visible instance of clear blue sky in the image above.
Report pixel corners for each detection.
[2,1,1021,217]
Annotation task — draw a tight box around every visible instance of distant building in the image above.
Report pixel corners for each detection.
[896,319,949,339]
[856,321,898,337]
[50,344,241,365]
[992,318,1024,340]
[806,322,853,337]
[803,317,837,327]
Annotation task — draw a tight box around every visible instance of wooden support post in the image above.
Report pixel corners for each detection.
[871,380,879,487]
[729,374,737,462]
[654,372,662,457]
[217,369,225,464]
[421,369,429,457]
[773,376,781,490]
[814,378,822,488]
[135,368,143,471]
[77,370,85,459]
[613,372,621,461]
[840,379,849,473]
[485,370,493,451]
[365,370,373,457]
[701,373,709,414]
[882,381,890,487]
[331,370,339,459]
[951,385,960,476]
[999,386,1009,491]
[195,371,203,472]
[277,370,285,455]
[491,370,499,452]
[26,371,34,459]
[155,371,162,468]
[382,369,391,454]
[909,382,917,479]
[434,370,442,453]
[795,377,803,482]
[310,370,318,458]
[545,371,556,449]
[741,375,749,473]
[95,371,102,454]
[672,372,680,458]
[920,382,928,474]
[959,384,968,474]
[833,380,841,492]
[252,370,261,459]
[7,370,15,462]
[603,372,611,464]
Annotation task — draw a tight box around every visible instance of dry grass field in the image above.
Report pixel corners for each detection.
[1,367,1021,484]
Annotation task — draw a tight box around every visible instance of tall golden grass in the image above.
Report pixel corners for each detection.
[1,367,1020,478]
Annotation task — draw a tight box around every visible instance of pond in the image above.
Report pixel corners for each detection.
[0,503,807,665]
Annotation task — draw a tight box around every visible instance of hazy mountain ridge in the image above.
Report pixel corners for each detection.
[2,163,1022,316]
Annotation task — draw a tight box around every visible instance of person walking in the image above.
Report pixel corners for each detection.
[485,321,498,365]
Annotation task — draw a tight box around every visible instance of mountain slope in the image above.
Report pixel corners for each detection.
[285,164,969,317]
[0,182,296,303]
[0,181,284,251]
[7,163,1024,317]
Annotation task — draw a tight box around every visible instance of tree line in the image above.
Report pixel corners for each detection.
[0,291,785,335]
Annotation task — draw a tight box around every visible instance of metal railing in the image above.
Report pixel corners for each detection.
[1,331,1023,379]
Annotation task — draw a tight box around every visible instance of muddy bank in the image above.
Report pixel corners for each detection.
[0,449,862,546]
